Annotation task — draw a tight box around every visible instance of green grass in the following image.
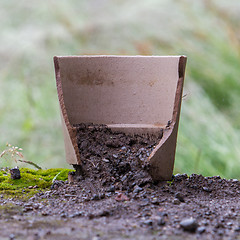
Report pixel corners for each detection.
[0,0,240,179]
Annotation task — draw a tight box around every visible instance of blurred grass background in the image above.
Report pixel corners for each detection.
[0,0,240,179]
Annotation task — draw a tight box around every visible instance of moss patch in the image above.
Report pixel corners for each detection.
[0,168,71,199]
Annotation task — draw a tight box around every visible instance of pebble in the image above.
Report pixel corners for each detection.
[10,167,21,180]
[197,226,206,234]
[156,216,165,226]
[99,210,111,217]
[172,199,181,205]
[60,213,68,218]
[180,218,198,232]
[203,187,212,193]
[174,192,185,202]
[69,211,84,218]
[80,140,88,149]
[41,211,49,216]
[215,222,224,228]
[235,226,240,232]
[51,180,65,190]
[9,234,15,240]
[92,194,100,201]
[107,185,115,192]
[150,198,159,205]
[92,237,100,240]
[207,179,213,184]
[143,219,153,226]
[121,175,127,182]
[23,206,33,212]
[133,186,143,194]
[102,158,109,163]
[32,204,39,209]
[158,212,168,217]
[115,193,129,202]
[64,194,77,198]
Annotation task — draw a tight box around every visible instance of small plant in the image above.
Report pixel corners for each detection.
[0,143,42,170]
[0,143,24,162]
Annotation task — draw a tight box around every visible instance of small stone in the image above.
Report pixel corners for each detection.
[10,167,21,180]
[80,140,88,149]
[41,211,49,216]
[92,236,101,240]
[174,192,185,202]
[133,186,143,194]
[156,216,165,226]
[208,179,213,184]
[45,231,51,236]
[174,173,182,178]
[203,187,212,193]
[64,194,77,198]
[235,226,240,232]
[107,185,115,192]
[92,194,100,200]
[202,220,208,226]
[70,211,83,218]
[180,218,198,232]
[197,226,206,234]
[99,210,111,217]
[23,206,33,212]
[51,180,65,190]
[9,234,15,240]
[143,219,153,226]
[232,179,238,183]
[173,199,181,205]
[217,230,224,236]
[32,204,39,209]
[157,212,168,217]
[121,175,127,182]
[88,213,95,220]
[106,140,121,148]
[226,222,233,226]
[102,158,109,163]
[100,193,105,199]
[150,198,159,205]
[60,213,68,218]
[115,193,129,202]
[215,222,224,228]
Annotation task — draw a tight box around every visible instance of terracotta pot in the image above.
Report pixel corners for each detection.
[54,55,187,181]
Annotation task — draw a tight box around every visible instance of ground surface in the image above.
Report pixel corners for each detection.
[0,125,239,239]
[0,174,239,240]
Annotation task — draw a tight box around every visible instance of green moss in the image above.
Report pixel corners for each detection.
[0,168,71,199]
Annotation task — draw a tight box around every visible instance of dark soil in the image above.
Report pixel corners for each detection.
[0,124,239,240]
[73,123,163,191]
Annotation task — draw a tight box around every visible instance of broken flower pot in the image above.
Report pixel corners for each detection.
[54,55,187,181]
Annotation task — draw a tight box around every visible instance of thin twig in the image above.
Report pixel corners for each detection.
[18,159,42,170]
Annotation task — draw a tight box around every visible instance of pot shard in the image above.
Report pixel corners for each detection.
[54,55,187,181]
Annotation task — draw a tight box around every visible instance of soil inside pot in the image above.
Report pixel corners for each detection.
[73,123,164,191]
